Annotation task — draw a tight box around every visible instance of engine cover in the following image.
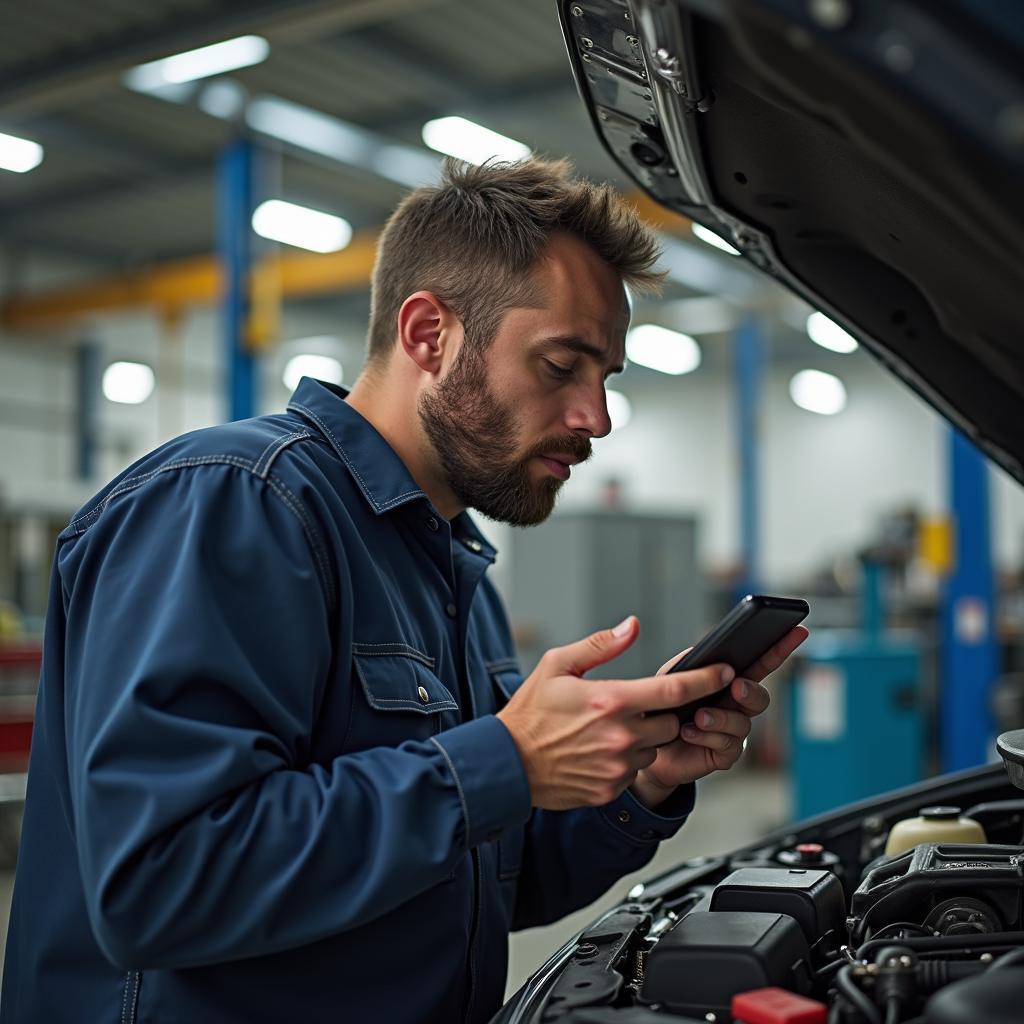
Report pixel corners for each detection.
[638,911,812,1018]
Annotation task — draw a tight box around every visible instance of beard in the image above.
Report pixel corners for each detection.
[418,346,592,527]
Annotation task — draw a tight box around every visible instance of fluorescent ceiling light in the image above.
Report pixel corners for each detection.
[421,116,530,165]
[626,324,701,376]
[806,311,859,353]
[198,79,247,120]
[659,297,739,336]
[125,35,269,91]
[246,97,439,189]
[283,353,344,392]
[103,362,155,405]
[0,131,43,173]
[691,223,741,256]
[789,369,847,416]
[606,389,633,432]
[252,200,352,253]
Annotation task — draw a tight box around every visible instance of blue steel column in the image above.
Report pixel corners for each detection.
[218,138,257,422]
[734,318,764,598]
[75,338,100,480]
[941,428,998,770]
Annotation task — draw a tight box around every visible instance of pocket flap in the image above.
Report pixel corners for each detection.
[353,646,458,714]
[486,658,525,704]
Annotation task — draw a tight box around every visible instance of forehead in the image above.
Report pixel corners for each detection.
[490,233,629,361]
[535,232,629,329]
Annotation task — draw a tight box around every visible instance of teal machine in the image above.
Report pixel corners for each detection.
[790,559,924,819]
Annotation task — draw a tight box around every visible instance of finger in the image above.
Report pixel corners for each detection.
[657,646,693,676]
[692,706,753,740]
[715,678,771,716]
[614,663,734,715]
[680,725,744,758]
[741,625,809,682]
[634,711,684,749]
[549,616,640,677]
[629,746,659,772]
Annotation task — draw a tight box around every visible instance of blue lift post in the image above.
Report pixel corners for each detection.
[218,138,258,422]
[734,318,764,599]
[942,428,998,771]
[75,339,100,481]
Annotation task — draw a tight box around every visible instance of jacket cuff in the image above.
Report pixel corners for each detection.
[598,782,696,845]
[431,715,532,849]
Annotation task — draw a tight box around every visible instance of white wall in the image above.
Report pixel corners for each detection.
[2,303,1024,585]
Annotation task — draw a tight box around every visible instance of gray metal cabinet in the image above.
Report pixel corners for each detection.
[506,511,704,682]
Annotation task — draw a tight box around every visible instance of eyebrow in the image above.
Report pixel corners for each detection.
[539,335,625,376]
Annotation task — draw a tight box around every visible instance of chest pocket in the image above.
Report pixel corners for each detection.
[486,658,525,708]
[349,643,459,751]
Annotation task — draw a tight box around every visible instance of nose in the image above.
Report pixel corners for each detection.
[564,382,613,439]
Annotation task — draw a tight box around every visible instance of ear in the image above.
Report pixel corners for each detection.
[396,291,460,376]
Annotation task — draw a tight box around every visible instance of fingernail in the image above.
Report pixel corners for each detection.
[613,616,633,637]
[736,679,749,699]
[682,726,698,740]
[698,710,713,728]
[721,665,735,684]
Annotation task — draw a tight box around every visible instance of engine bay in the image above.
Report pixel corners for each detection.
[495,755,1024,1023]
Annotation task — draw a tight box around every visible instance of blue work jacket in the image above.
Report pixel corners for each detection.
[2,378,694,1023]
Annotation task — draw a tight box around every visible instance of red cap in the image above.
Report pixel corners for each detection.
[796,843,823,855]
[732,987,828,1024]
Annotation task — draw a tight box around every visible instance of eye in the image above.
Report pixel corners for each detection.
[544,360,574,380]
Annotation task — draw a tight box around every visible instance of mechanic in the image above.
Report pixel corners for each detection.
[1,157,806,1023]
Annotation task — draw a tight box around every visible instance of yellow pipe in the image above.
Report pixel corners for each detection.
[0,194,689,332]
[1,229,382,332]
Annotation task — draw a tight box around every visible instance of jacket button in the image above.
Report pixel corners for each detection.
[445,602,457,618]
[618,809,631,824]
[417,686,429,703]
[426,517,439,532]
[464,538,482,553]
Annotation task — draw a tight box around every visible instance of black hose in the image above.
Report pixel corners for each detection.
[884,996,901,1024]
[867,921,933,942]
[816,958,849,982]
[988,947,1024,972]
[836,965,882,1024]
[857,930,1024,964]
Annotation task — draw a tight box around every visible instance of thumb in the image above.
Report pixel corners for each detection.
[549,615,639,677]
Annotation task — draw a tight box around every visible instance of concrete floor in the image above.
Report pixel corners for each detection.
[0,769,788,998]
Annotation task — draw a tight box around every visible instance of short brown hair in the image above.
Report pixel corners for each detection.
[365,156,664,369]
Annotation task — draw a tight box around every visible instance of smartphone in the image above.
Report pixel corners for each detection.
[669,594,809,725]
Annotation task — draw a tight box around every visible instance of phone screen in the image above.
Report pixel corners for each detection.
[670,594,809,725]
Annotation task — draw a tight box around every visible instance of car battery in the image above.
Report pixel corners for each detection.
[639,911,812,1019]
[709,867,846,961]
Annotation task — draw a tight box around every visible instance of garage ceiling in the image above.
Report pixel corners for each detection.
[0,0,619,267]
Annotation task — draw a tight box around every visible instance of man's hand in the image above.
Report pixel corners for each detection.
[629,625,810,809]
[496,616,734,811]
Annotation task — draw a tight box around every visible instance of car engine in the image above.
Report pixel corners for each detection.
[495,731,1024,1023]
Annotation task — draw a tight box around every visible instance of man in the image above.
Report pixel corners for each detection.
[2,158,806,1023]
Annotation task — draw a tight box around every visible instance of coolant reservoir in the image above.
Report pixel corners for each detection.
[884,805,986,856]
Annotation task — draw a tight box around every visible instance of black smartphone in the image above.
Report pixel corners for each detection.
[668,594,809,725]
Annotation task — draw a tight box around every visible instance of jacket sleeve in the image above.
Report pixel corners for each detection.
[510,782,696,931]
[60,464,531,970]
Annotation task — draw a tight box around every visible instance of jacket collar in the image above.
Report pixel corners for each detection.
[286,377,497,561]
[287,377,427,515]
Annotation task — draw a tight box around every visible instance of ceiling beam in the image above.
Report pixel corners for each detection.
[0,230,382,331]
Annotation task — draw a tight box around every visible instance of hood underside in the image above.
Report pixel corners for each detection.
[560,0,1024,483]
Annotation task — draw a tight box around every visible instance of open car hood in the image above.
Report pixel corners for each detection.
[559,0,1024,483]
